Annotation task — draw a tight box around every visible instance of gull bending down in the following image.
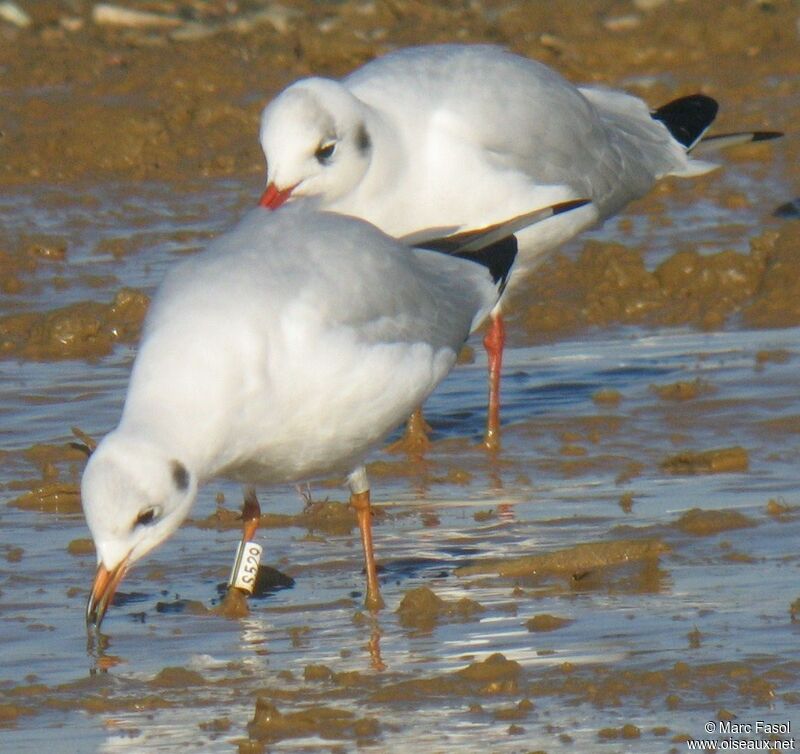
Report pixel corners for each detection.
[82,200,586,628]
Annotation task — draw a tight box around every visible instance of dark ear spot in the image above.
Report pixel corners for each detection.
[135,507,158,527]
[171,460,189,491]
[356,124,371,153]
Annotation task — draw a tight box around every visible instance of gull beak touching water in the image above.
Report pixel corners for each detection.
[86,561,128,628]
[257,43,781,449]
[82,199,588,631]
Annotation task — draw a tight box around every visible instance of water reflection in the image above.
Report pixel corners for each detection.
[1,181,798,752]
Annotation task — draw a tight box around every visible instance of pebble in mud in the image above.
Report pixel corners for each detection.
[369,653,523,703]
[651,378,714,400]
[493,698,535,721]
[396,585,484,632]
[455,538,668,578]
[765,498,795,518]
[674,508,757,536]
[593,388,622,406]
[151,603,208,624]
[774,198,800,219]
[214,586,249,619]
[457,653,522,685]
[0,702,36,724]
[199,717,231,734]
[0,246,38,293]
[8,482,81,514]
[66,538,94,556]
[660,446,749,474]
[149,666,206,688]
[0,288,149,360]
[755,349,791,367]
[687,626,703,649]
[598,723,641,739]
[525,614,573,632]
[619,492,635,513]
[245,697,380,746]
[195,499,359,537]
[4,546,23,563]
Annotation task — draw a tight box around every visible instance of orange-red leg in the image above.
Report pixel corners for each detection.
[222,487,262,613]
[241,486,261,544]
[348,467,384,611]
[483,312,505,450]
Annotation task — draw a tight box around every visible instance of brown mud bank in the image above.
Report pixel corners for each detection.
[1,0,795,187]
[0,288,148,359]
[2,220,800,360]
[1,1,797,357]
[511,223,800,345]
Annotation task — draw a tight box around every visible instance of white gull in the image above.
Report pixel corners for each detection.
[258,43,780,447]
[82,200,585,628]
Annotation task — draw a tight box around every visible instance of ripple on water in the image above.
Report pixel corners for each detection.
[1,182,799,753]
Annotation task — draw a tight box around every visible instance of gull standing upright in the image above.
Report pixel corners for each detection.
[258,43,780,448]
[82,199,587,629]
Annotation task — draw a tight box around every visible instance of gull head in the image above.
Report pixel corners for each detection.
[81,431,197,629]
[259,78,373,209]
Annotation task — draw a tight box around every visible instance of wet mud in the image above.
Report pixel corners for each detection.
[395,585,484,633]
[514,223,800,345]
[1,0,799,752]
[660,446,750,474]
[455,538,668,578]
[0,288,149,360]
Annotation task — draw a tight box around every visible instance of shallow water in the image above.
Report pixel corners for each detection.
[1,178,798,754]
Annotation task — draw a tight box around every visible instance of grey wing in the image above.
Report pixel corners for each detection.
[155,208,497,359]
[577,86,715,214]
[348,45,605,187]
[348,46,712,218]
[342,247,498,352]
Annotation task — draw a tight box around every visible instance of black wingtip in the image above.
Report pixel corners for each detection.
[652,94,719,149]
[552,198,591,216]
[452,235,518,294]
[750,130,783,142]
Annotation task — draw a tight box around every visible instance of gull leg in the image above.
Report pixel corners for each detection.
[241,485,261,544]
[348,466,384,611]
[224,486,262,607]
[483,312,505,451]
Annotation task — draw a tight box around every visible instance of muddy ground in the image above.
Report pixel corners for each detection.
[0,1,799,752]
[1,0,799,353]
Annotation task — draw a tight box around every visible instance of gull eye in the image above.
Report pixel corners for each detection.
[315,142,336,164]
[134,506,160,528]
